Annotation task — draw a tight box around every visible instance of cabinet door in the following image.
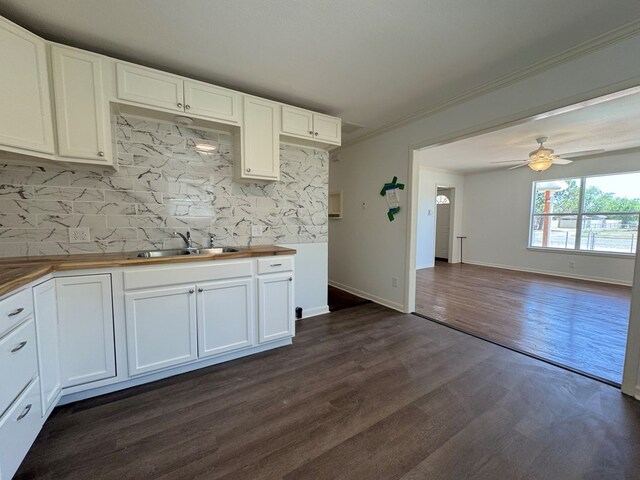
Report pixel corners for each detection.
[281,105,313,139]
[56,274,115,388]
[258,274,294,343]
[240,96,280,181]
[197,278,254,358]
[0,18,54,154]
[184,80,241,124]
[125,286,197,376]
[33,280,61,417]
[313,113,341,145]
[51,45,112,164]
[116,62,184,112]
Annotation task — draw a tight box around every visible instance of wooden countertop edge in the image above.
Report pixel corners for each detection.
[0,247,296,298]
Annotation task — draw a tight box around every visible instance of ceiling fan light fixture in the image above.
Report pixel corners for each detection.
[528,137,555,172]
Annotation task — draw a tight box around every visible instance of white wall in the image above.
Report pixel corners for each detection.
[329,31,640,311]
[282,242,329,318]
[462,151,639,285]
[416,167,465,268]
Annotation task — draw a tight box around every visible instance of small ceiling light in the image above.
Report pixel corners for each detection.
[195,143,217,153]
[528,137,556,172]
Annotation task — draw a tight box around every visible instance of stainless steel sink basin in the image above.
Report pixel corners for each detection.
[132,247,240,258]
[134,249,200,258]
[198,247,240,254]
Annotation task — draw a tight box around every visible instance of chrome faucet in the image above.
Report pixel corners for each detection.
[174,231,193,249]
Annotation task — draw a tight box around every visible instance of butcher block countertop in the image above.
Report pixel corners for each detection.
[0,246,296,298]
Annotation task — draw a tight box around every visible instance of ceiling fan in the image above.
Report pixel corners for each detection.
[492,137,605,172]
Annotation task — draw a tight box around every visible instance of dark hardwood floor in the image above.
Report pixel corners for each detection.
[416,262,632,385]
[328,285,371,312]
[17,303,640,479]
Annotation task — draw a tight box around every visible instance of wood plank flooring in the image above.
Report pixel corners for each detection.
[416,262,632,385]
[17,303,640,479]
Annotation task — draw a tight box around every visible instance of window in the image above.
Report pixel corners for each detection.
[529,172,640,255]
[436,194,450,205]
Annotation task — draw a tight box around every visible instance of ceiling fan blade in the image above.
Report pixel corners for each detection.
[554,158,573,165]
[559,149,605,159]
[490,159,528,164]
[508,163,530,170]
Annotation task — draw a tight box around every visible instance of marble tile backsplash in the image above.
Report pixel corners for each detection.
[0,114,328,257]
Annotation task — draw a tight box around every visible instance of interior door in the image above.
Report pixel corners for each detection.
[435,190,451,259]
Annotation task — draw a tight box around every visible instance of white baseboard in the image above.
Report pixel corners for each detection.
[328,280,404,312]
[298,305,329,320]
[416,264,433,270]
[463,260,632,286]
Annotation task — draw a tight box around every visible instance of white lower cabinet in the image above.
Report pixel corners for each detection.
[56,274,116,388]
[33,280,61,417]
[125,285,198,376]
[258,273,294,343]
[197,278,254,358]
[0,379,42,480]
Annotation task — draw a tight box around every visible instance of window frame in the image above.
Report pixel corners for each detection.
[528,171,640,256]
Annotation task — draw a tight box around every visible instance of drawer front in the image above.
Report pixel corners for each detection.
[0,319,38,417]
[124,260,253,290]
[0,289,33,338]
[0,379,42,480]
[257,256,294,275]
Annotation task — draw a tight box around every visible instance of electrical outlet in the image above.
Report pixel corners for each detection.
[392,277,398,288]
[69,227,90,243]
[251,225,263,237]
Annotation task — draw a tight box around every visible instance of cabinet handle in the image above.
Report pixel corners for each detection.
[17,404,32,421]
[314,132,319,136]
[271,263,282,267]
[289,277,292,282]
[188,289,194,294]
[185,104,191,110]
[198,288,203,293]
[98,151,105,157]
[246,168,251,173]
[11,341,27,353]
[7,307,24,317]
[177,102,183,108]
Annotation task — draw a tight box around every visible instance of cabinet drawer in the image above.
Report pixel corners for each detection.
[257,256,294,274]
[0,319,38,418]
[0,379,42,480]
[0,289,33,338]
[124,260,253,290]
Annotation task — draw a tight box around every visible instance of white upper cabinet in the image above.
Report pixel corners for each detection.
[116,62,184,113]
[183,80,241,123]
[0,17,55,154]
[281,105,341,145]
[51,45,112,165]
[116,63,241,125]
[239,96,280,181]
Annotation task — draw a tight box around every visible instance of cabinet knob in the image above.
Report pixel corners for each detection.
[246,168,251,173]
[314,132,319,136]
[289,277,292,282]
[98,151,105,157]
[309,130,314,135]
[185,104,191,110]
[177,102,183,108]
[188,289,194,294]
[198,288,203,293]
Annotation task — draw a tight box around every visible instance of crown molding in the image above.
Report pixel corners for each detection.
[340,19,640,149]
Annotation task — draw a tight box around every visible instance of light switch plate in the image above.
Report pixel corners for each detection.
[251,225,263,237]
[69,227,90,243]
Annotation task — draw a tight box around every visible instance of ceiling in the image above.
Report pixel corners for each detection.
[1,1,640,143]
[418,88,640,173]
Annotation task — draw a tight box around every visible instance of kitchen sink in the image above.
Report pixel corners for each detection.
[132,247,240,258]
